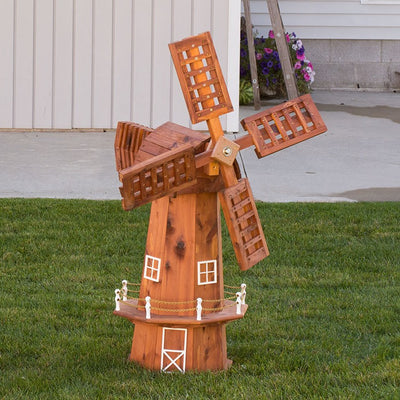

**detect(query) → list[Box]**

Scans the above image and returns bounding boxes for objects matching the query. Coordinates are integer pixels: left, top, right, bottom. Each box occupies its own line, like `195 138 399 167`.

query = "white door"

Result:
161 327 188 373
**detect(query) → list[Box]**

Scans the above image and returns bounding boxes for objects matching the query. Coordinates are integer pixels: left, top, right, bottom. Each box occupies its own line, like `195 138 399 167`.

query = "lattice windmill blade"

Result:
168 31 233 124
116 122 210 211
115 121 154 172
239 94 327 158
169 32 270 271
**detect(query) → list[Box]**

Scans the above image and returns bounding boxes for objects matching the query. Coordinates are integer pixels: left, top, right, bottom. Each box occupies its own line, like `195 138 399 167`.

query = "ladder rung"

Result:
282 108 299 137
292 103 310 133
189 77 220 91
238 223 259 238
180 52 212 66
191 91 222 104
243 234 265 250
184 64 216 77
246 245 269 264
235 209 256 225
271 113 289 141
231 196 252 213
261 117 279 145
195 103 227 119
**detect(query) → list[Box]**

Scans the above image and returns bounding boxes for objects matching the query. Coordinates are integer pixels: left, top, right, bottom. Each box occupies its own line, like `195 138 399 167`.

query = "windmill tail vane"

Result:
112 31 327 372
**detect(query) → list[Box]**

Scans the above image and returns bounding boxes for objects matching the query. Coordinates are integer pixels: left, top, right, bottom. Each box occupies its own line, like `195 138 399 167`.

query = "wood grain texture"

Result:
266 0 299 99
240 93 327 158
169 32 233 124
243 0 261 109
220 179 269 271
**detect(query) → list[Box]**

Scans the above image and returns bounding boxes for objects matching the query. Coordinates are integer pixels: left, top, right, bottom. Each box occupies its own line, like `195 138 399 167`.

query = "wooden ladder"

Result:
242 0 299 105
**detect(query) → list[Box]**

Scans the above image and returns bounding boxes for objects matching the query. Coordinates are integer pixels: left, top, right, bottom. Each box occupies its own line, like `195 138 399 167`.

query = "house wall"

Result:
0 0 241 131
247 0 400 89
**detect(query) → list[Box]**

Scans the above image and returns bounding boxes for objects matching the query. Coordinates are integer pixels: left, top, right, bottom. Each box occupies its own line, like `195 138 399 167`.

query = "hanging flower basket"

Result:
240 30 315 103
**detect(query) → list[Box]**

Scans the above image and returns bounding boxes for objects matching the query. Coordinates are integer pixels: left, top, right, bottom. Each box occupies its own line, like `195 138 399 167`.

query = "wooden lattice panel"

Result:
169 31 233 124
220 179 269 271
119 144 197 211
115 122 153 171
241 94 327 158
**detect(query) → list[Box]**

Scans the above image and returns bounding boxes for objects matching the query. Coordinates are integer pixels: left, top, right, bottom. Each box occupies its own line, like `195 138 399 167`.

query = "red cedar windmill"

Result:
113 32 327 372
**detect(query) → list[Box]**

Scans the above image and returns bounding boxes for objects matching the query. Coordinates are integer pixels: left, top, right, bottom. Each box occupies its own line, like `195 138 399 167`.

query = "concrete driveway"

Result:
0 90 399 202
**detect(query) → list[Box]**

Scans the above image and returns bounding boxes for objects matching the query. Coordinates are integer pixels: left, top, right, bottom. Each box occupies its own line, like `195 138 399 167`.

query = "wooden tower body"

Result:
113 32 327 372
126 193 242 371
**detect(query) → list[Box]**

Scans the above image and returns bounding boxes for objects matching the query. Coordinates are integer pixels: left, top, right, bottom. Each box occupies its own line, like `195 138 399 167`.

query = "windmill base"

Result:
114 299 248 372
129 322 231 372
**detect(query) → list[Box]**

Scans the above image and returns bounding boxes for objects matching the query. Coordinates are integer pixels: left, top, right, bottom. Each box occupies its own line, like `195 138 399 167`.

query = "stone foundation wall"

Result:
303 39 400 91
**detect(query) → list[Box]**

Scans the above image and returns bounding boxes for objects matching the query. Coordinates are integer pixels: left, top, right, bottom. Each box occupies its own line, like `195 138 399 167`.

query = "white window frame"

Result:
197 260 217 285
161 327 187 373
144 255 161 282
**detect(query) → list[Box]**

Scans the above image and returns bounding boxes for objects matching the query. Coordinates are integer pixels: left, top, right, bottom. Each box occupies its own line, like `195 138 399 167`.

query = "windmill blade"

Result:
119 144 197 211
170 32 269 271
117 122 210 211
240 94 327 158
115 121 153 172
220 178 269 271
169 31 233 124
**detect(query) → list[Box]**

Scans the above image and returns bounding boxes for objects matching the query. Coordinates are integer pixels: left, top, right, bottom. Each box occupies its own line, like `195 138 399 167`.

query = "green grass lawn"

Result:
1 199 399 399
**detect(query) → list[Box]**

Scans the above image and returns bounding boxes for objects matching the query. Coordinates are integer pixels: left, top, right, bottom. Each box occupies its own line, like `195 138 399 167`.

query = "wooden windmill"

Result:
113 32 327 372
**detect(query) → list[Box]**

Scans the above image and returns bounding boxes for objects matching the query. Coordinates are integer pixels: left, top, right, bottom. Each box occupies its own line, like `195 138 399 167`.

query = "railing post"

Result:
115 289 121 311
236 292 242 314
145 296 151 319
240 283 247 305
196 298 202 321
121 280 128 301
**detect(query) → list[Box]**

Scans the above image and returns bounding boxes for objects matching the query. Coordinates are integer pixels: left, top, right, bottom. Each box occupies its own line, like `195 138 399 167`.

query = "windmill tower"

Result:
113 32 327 372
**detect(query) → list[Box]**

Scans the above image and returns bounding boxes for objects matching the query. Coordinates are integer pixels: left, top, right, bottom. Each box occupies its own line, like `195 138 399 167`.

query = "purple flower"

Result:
297 47 305 56
262 67 270 75
267 60 273 68
268 30 274 39
297 53 305 61
240 48 247 58
296 48 305 61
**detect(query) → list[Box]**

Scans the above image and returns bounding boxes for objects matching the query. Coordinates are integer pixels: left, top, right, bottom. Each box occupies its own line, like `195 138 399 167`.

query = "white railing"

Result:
114 280 248 320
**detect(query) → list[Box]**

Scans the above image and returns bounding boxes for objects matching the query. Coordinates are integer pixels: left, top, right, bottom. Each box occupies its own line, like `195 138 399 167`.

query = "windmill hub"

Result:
222 146 232 157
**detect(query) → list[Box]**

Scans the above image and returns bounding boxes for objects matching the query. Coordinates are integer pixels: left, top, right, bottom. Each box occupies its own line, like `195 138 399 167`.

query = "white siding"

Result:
0 0 240 131
0 0 14 127
247 0 400 40
14 0 34 128
53 0 73 129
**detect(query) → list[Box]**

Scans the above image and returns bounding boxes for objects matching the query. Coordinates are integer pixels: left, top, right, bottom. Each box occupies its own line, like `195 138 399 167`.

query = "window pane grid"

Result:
197 260 217 285
144 255 161 282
